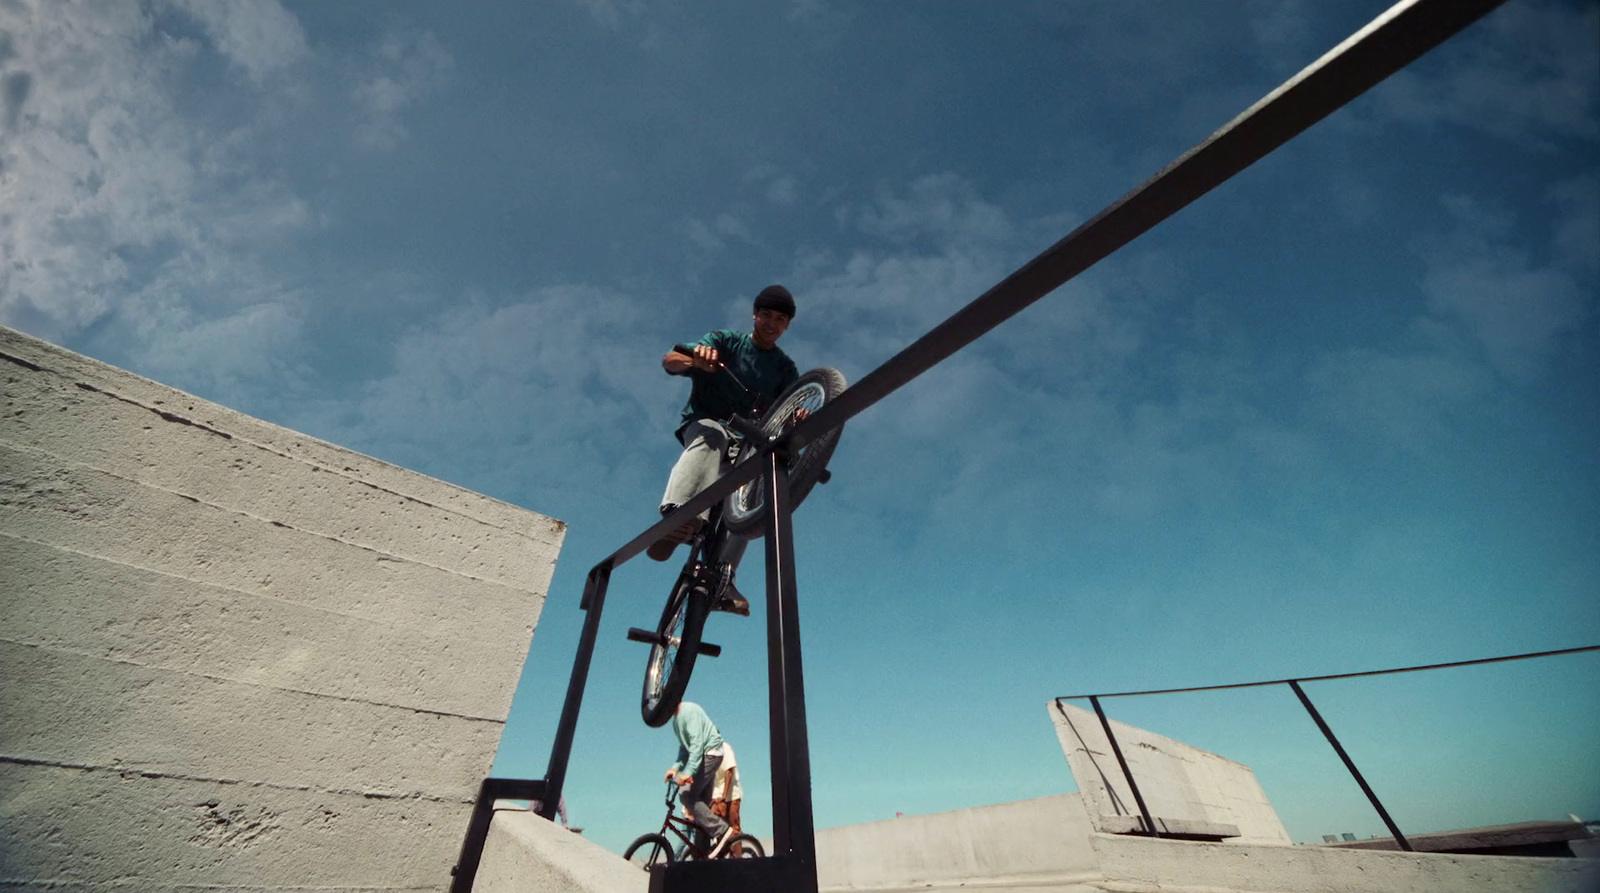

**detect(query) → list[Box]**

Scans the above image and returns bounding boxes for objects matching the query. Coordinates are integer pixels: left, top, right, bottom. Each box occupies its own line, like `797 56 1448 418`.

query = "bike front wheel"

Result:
640 572 710 728
623 832 675 869
723 367 848 537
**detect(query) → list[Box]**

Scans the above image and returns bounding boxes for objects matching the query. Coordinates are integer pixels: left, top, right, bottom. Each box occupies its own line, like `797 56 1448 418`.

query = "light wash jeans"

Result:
683 751 728 850
660 419 748 569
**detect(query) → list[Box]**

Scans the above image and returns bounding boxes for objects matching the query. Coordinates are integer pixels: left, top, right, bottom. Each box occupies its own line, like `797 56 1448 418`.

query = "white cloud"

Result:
848 173 1017 249
1547 175 1599 277
350 29 453 153
0 0 317 401
166 0 308 85
1307 341 1496 451
1419 194 1592 383
295 285 685 508
576 0 647 30
1373 0 1599 145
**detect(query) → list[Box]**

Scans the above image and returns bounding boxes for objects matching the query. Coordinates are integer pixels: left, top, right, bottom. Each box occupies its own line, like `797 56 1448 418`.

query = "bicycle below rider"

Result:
663 700 732 857
649 284 806 615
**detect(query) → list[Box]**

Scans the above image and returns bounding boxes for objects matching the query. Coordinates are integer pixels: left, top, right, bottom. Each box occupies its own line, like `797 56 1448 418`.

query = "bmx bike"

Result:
622 780 765 869
627 345 847 728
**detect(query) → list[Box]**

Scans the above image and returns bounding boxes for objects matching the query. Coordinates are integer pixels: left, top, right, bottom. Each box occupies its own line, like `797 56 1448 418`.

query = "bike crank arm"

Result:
625 627 722 658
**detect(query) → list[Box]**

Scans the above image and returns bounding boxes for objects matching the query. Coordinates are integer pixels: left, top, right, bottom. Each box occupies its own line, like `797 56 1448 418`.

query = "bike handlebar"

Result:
671 343 766 415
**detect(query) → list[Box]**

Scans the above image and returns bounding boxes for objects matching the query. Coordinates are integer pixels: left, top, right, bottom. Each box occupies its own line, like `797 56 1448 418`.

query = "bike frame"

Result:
655 783 720 861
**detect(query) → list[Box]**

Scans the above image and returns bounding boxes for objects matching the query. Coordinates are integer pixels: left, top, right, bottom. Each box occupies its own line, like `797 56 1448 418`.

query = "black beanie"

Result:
754 284 796 319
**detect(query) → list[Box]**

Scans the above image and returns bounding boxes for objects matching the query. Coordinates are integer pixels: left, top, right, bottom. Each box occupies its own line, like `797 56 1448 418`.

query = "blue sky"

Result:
3 0 1597 854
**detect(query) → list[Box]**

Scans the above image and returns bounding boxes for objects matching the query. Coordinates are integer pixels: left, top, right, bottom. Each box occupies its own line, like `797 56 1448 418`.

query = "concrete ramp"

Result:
475 809 647 892
1050 699 1291 844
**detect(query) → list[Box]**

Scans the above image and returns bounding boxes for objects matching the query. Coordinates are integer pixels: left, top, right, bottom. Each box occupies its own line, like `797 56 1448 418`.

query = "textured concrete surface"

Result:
0 326 565 892
798 793 1598 893
473 810 646 892
810 793 1102 892
1050 699 1291 845
1092 831 1600 893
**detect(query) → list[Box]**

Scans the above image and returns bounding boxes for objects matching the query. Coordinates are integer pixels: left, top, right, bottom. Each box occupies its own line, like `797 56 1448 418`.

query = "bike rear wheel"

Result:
640 571 710 728
623 832 675 869
723 367 848 537
722 832 765 859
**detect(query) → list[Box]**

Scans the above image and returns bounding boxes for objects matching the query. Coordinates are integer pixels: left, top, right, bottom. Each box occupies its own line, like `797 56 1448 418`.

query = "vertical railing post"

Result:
1088 695 1161 838
541 564 613 821
763 449 819 891
1288 680 1413 852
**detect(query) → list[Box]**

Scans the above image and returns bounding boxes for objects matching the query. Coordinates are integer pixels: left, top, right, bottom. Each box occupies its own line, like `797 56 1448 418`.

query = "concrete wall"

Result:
1050 700 1291 845
810 793 1103 891
0 326 565 892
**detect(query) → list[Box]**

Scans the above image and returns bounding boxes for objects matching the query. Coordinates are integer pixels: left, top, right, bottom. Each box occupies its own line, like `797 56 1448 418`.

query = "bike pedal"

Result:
626 627 665 646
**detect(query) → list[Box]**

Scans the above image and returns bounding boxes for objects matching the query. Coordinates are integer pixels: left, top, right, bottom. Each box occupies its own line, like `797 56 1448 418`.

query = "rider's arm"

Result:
662 350 695 375
663 338 723 375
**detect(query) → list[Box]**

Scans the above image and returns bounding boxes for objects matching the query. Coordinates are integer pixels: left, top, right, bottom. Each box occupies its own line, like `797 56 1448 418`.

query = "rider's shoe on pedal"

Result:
647 504 702 562
707 829 733 859
711 583 750 616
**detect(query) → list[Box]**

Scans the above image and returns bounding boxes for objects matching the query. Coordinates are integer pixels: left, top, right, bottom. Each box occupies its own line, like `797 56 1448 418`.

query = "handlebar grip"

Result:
672 343 697 357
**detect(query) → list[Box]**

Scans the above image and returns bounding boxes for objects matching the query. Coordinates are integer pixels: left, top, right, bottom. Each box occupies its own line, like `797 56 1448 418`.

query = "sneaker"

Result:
711 584 750 616
706 829 733 859
647 510 702 562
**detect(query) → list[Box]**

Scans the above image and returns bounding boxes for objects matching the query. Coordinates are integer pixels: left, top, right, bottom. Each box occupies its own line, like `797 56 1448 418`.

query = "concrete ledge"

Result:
1092 831 1600 893
473 810 647 892
1320 819 1595 855
1097 814 1241 840
813 794 1103 892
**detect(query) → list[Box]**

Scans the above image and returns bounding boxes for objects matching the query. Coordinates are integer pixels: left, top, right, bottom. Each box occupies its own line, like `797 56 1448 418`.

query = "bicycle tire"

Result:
623 832 675 869
722 367 848 537
722 833 765 859
640 572 710 728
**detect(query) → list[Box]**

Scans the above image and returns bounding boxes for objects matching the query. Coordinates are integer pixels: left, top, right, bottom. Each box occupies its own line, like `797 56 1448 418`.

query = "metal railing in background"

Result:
1053 645 1600 852
450 0 1515 889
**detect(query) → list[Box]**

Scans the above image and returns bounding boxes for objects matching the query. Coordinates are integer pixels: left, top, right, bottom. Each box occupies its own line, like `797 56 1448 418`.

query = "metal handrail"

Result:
1055 645 1599 852
1053 644 1600 700
451 1 1516 888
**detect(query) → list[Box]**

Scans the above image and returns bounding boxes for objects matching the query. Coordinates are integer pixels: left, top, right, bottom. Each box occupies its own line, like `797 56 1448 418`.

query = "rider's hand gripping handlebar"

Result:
672 344 767 416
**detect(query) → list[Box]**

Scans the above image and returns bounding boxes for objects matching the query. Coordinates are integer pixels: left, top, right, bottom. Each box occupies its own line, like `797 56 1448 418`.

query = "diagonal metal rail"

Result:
454 0 1514 888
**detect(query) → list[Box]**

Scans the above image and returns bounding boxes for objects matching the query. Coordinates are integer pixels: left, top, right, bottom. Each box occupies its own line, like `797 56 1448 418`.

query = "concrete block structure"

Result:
1050 699 1291 845
0 326 565 891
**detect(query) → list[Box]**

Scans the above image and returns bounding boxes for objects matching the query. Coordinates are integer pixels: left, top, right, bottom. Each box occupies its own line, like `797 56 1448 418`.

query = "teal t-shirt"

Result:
676 329 799 438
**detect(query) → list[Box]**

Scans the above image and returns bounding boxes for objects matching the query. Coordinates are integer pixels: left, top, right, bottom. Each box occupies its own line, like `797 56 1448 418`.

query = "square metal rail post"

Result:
449 567 610 891
653 449 819 893
761 448 819 886
1088 695 1160 838
542 565 614 820
448 777 548 893
1288 679 1413 851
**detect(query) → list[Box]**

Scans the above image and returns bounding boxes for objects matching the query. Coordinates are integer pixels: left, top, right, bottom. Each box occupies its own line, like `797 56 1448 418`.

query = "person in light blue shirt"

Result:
663 701 731 855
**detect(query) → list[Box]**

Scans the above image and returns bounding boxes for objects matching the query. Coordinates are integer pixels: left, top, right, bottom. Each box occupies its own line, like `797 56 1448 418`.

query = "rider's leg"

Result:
660 420 732 519
651 421 733 561
684 752 729 853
